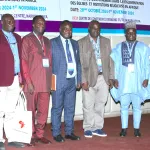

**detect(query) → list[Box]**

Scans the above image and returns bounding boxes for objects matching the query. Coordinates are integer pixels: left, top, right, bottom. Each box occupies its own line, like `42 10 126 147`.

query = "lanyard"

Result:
33 32 46 56
126 41 136 58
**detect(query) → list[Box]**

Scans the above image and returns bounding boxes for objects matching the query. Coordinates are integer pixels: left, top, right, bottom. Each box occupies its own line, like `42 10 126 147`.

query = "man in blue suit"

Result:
50 20 81 142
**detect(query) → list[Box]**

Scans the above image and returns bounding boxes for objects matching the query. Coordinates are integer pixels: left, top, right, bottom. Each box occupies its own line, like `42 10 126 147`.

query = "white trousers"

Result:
0 76 20 142
83 75 109 131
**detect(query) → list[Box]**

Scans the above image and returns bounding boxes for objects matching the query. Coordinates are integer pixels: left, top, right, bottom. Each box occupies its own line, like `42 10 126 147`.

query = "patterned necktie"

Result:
65 39 74 75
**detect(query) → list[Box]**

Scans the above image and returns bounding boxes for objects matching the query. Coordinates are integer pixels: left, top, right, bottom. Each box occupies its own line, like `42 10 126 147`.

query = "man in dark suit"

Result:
21 15 52 146
0 14 25 150
50 20 81 142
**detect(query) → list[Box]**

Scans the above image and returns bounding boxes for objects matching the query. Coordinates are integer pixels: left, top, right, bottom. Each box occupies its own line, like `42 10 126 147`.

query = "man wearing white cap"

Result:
110 21 150 137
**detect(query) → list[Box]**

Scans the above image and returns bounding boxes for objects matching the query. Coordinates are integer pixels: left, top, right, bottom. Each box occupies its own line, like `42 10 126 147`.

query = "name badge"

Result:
68 63 74 71
128 63 134 73
42 59 49 68
97 59 102 67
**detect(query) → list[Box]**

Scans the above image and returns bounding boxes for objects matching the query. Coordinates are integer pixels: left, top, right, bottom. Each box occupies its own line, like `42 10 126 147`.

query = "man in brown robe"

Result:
21 15 52 146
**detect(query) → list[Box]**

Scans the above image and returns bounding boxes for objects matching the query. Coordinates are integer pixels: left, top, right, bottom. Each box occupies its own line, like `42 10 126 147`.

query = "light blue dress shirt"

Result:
2 30 20 74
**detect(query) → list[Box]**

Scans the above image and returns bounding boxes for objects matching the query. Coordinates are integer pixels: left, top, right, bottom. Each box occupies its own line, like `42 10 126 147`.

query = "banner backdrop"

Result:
0 0 150 34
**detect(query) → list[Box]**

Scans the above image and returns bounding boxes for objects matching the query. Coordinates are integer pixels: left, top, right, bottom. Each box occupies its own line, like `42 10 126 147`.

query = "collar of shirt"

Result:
33 32 43 41
2 29 12 37
2 29 16 44
60 35 71 45
89 34 100 45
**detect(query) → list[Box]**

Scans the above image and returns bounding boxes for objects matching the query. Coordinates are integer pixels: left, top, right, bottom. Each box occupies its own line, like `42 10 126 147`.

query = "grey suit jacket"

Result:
78 35 114 87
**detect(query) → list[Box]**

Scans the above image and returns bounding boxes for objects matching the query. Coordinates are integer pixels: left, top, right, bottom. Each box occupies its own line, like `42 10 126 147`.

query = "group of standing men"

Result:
0 13 150 150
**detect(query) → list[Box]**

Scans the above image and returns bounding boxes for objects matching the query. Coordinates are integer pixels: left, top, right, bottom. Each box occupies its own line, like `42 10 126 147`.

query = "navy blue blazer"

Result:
50 36 81 89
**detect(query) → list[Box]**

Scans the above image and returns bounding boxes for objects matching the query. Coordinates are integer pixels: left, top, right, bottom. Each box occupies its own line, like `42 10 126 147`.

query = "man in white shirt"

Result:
50 20 81 142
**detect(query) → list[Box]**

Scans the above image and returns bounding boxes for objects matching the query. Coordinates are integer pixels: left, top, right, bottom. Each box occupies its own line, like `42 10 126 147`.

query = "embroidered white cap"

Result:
125 21 136 29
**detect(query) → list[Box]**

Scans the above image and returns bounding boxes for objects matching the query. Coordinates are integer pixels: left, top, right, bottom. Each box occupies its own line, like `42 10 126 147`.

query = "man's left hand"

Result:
108 79 114 89
142 79 148 88
76 83 81 91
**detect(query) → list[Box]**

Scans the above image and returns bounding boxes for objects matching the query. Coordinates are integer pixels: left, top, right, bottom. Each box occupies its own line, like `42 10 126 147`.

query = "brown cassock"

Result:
21 33 52 138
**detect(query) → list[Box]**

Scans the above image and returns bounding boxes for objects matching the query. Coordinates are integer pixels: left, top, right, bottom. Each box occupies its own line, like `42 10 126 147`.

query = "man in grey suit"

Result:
78 20 114 138
50 20 81 142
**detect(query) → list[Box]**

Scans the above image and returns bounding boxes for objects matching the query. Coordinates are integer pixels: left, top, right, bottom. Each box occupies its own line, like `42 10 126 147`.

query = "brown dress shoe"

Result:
37 137 51 144
27 138 36 147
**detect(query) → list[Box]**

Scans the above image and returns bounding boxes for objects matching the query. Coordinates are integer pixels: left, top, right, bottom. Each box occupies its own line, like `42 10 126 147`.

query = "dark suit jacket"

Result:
0 30 21 86
50 36 81 89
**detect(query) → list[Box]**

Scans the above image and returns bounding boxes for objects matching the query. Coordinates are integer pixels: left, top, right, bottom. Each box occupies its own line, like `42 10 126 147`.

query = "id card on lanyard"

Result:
97 59 102 67
97 58 102 72
68 63 74 72
42 58 49 67
41 41 49 68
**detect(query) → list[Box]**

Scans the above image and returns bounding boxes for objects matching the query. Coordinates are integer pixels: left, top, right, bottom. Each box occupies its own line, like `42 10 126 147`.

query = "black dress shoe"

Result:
8 142 25 148
120 129 127 137
54 135 65 143
65 133 80 140
134 129 141 137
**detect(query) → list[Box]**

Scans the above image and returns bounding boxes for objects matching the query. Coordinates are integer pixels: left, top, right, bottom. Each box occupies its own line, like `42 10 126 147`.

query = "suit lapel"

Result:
13 33 20 52
86 35 97 63
99 36 105 72
100 36 104 59
0 30 10 45
57 36 66 59
0 31 13 56
86 35 93 53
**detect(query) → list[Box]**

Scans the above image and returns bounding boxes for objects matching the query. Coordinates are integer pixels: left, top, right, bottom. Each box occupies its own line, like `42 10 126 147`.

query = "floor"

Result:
4 114 150 150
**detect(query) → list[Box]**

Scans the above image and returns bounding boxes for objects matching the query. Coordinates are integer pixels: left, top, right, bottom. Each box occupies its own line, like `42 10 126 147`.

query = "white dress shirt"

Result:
60 35 77 78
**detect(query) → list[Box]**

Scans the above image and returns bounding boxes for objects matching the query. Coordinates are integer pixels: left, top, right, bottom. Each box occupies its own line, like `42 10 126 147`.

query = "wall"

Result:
19 32 150 123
